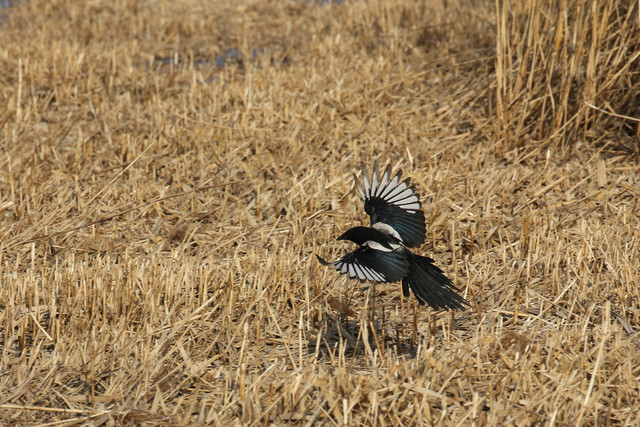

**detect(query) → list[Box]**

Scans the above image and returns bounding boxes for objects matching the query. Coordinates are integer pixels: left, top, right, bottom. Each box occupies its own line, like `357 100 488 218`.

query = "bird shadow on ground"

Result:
308 301 463 360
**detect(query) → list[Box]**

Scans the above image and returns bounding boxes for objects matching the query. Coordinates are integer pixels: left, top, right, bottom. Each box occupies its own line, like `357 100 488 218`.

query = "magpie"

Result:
317 161 468 310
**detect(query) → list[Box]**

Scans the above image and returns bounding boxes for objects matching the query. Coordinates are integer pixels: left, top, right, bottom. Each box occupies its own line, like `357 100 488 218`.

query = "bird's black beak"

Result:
337 232 348 241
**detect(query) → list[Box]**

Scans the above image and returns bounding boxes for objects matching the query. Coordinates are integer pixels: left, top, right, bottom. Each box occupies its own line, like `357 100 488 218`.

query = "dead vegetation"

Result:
1 0 639 425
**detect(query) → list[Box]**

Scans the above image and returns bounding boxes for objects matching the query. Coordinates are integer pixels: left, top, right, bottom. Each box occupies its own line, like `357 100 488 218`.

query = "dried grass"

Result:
1 0 639 425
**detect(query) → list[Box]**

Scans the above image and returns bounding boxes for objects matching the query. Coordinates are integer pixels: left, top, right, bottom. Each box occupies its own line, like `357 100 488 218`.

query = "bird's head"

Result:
337 227 370 245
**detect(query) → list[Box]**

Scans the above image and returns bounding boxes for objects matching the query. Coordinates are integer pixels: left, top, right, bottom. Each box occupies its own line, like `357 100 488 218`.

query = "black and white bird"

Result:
317 162 468 310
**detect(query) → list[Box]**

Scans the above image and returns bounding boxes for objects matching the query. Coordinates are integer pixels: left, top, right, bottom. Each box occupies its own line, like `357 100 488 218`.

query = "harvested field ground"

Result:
1 0 640 425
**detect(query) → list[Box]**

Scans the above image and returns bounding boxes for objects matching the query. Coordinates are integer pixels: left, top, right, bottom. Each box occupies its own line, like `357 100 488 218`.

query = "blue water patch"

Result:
216 48 242 67
0 0 27 9
150 45 290 85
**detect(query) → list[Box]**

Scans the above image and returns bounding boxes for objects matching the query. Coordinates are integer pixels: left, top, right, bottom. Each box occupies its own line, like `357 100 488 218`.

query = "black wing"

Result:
354 161 426 248
316 246 409 283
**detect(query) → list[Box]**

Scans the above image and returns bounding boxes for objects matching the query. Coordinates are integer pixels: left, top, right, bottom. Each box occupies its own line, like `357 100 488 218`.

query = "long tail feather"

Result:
402 254 468 310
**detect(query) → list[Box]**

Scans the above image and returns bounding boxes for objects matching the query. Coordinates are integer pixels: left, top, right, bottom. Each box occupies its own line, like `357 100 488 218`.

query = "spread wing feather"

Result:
354 161 427 247
316 246 409 284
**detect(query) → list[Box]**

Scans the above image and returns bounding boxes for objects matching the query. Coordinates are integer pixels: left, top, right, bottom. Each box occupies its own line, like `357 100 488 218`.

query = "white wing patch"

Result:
362 240 396 252
370 165 379 196
372 222 402 242
348 264 356 278
340 263 348 274
377 172 389 197
385 182 409 201
358 261 385 281
379 175 399 199
333 260 386 282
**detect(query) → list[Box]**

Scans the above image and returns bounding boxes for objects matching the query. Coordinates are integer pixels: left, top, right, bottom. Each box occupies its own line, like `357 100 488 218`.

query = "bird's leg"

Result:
360 285 374 358
396 303 402 348
368 281 387 354
370 281 376 327
411 304 418 349
380 304 386 354
429 311 439 347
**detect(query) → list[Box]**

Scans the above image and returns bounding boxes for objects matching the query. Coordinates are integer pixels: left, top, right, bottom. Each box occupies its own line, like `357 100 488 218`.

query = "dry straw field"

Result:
1 0 639 425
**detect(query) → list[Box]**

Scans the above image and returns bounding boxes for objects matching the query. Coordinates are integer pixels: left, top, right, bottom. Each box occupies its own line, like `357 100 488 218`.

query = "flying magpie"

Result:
317 162 468 310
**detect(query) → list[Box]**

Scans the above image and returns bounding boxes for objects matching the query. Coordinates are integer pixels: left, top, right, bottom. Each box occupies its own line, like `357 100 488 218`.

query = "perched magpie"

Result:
317 162 468 310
